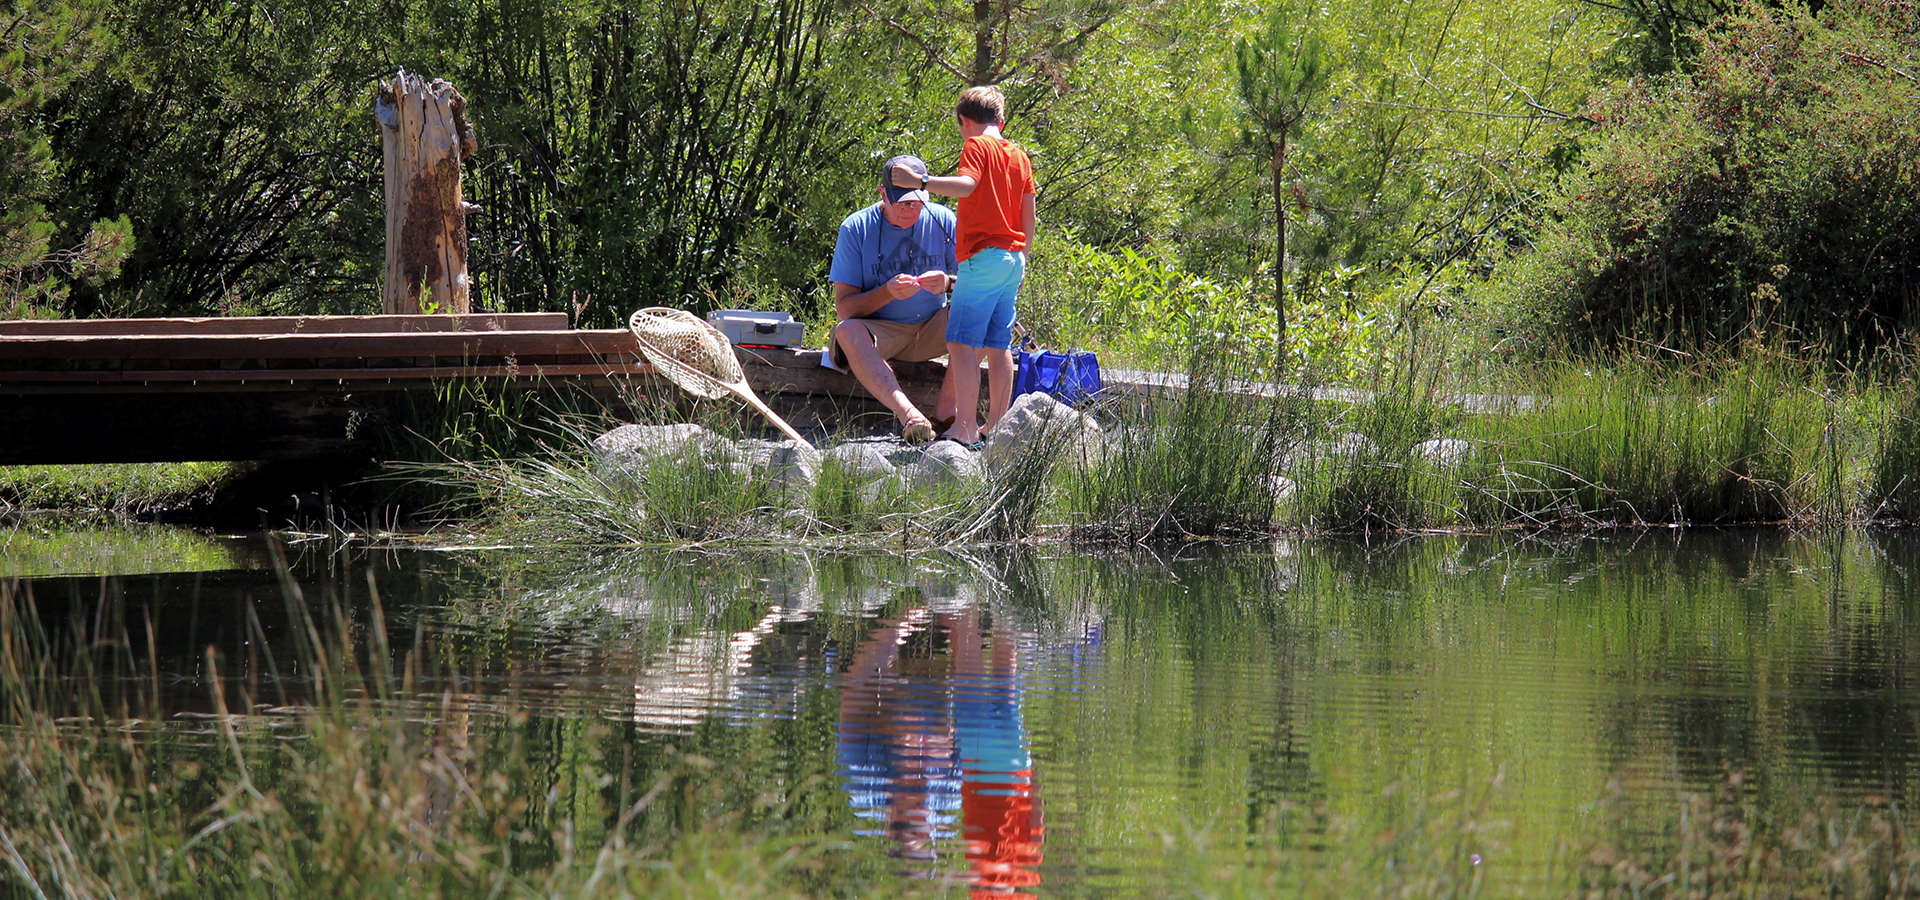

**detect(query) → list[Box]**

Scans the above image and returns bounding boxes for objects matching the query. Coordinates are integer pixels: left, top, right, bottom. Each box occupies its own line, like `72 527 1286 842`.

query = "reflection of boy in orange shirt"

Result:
891 85 1037 447
949 608 1044 898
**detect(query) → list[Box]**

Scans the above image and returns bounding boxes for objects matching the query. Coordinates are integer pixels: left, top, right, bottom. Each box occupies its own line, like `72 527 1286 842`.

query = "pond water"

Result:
6 526 1919 896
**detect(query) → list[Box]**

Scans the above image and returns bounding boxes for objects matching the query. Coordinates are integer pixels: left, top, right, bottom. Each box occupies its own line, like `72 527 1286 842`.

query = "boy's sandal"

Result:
937 434 987 453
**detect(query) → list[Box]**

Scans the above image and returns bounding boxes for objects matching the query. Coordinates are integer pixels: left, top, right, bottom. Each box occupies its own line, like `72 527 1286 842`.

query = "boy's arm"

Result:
891 165 976 199
1021 192 1037 246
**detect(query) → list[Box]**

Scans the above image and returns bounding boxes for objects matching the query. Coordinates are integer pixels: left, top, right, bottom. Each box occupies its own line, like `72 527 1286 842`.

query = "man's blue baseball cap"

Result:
882 154 931 204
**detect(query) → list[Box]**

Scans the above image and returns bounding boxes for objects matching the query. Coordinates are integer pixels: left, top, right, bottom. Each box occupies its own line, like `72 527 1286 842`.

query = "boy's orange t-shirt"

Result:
955 134 1036 261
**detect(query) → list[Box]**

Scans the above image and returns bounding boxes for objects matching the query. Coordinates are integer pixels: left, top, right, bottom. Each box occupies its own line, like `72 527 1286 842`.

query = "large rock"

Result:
982 393 1106 468
824 441 898 477
909 439 980 488
1414 438 1471 468
1267 474 1297 504
736 438 824 496
594 424 731 482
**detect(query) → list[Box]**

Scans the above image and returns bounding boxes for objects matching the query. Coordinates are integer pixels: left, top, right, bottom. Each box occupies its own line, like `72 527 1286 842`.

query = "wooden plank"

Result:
0 329 635 362
0 363 657 385
735 347 986 417
0 313 568 336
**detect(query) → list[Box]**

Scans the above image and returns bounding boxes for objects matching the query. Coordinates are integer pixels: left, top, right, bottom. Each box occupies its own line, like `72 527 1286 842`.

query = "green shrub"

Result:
1022 233 1394 378
1496 0 1920 360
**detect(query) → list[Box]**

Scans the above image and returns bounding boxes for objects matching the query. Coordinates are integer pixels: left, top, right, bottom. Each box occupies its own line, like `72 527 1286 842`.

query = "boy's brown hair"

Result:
955 85 1006 126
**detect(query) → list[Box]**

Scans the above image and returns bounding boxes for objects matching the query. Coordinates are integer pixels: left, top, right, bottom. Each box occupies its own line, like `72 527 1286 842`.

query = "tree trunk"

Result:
1272 134 1289 365
376 71 478 315
971 0 995 84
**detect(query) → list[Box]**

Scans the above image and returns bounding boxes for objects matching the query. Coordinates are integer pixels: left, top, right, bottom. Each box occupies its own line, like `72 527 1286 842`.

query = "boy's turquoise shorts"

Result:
947 248 1025 350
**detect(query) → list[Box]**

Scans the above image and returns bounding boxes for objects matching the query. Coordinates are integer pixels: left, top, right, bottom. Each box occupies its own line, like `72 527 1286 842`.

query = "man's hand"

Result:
885 273 921 300
914 270 950 294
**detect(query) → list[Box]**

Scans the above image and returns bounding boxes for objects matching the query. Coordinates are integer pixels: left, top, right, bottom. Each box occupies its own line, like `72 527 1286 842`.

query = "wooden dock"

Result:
0 314 959 465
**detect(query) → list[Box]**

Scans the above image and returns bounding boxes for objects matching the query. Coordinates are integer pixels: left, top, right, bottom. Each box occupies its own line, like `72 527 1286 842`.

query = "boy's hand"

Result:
890 165 921 190
914 270 950 294
885 273 922 299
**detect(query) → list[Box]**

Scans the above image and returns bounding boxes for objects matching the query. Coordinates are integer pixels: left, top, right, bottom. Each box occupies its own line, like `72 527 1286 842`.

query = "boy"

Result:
891 85 1036 448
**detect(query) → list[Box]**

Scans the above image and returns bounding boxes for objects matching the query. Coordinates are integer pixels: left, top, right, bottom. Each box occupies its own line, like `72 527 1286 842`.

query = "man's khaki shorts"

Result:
826 307 951 371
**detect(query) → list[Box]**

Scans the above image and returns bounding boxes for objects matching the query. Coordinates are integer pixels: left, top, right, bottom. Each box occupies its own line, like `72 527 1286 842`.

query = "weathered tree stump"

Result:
375 70 478 315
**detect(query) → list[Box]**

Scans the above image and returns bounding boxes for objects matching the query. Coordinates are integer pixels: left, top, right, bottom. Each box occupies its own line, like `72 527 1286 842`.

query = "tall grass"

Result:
1061 342 1306 542
1872 374 1920 522
1289 342 1465 531
390 333 1920 544
1465 355 1863 526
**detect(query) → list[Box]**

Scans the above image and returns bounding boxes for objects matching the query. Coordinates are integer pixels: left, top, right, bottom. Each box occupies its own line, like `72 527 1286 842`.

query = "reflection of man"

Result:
837 609 957 865
835 606 1044 897
825 155 960 444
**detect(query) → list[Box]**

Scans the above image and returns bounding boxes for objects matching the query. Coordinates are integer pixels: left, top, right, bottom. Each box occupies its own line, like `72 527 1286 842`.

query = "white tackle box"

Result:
705 309 805 349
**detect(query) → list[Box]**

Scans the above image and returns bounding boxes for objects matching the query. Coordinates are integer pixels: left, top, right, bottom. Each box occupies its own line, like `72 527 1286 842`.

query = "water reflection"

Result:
838 606 1044 896
6 530 1920 894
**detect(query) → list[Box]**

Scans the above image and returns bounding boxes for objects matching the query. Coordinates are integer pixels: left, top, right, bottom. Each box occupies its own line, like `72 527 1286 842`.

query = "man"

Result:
826 154 959 444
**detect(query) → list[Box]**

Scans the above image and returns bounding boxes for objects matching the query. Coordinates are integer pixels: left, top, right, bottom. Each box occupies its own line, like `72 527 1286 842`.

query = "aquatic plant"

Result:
1061 341 1305 542
0 461 233 517
1463 354 1867 526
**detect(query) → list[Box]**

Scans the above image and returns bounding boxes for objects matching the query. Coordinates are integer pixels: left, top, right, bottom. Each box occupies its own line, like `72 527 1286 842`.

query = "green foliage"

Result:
0 461 232 515
1234 0 1332 348
1182 0 1611 334
1021 234 1391 377
1497 0 1920 360
0 0 1630 335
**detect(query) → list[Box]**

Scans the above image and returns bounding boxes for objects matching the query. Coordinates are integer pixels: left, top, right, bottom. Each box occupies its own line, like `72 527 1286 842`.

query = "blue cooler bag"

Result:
1013 347 1104 408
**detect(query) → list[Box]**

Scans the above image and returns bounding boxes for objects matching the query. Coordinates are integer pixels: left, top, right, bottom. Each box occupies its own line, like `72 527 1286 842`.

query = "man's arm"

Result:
835 275 944 320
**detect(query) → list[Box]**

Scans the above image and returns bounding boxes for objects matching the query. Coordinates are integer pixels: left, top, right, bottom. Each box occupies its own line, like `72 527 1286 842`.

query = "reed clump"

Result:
1054 341 1309 543
395 331 1920 544
1463 354 1863 526
1871 373 1920 522
1287 351 1466 532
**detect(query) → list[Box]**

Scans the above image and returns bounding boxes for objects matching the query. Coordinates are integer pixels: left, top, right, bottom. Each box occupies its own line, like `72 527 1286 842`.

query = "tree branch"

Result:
1352 97 1596 124
1842 50 1920 84
852 0 971 84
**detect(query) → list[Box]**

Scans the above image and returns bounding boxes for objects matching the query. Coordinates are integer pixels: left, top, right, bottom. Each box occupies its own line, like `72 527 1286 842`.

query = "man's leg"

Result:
835 319 931 433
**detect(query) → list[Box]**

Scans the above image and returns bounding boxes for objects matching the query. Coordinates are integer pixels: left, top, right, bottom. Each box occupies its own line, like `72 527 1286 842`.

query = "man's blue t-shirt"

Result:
829 202 958 324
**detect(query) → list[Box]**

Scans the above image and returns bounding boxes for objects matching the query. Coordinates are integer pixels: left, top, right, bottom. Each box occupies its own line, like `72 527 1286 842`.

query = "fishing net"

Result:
627 307 743 400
